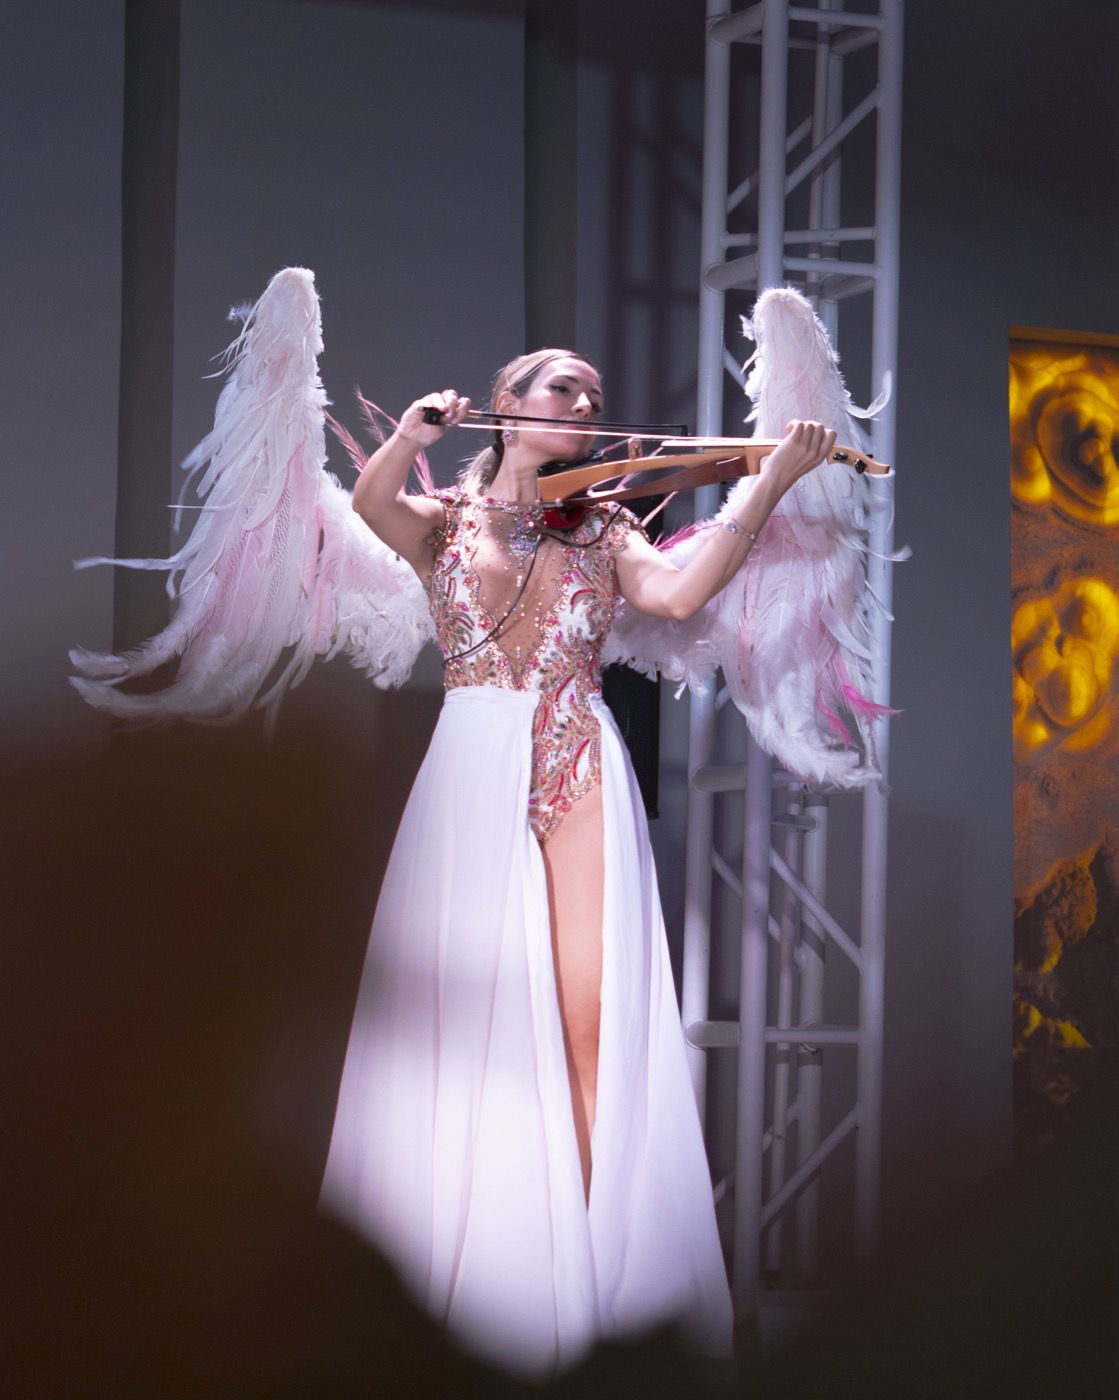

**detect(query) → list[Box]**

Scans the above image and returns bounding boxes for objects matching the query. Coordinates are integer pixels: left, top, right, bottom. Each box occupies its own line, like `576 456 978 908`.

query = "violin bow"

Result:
420 406 688 439
420 408 890 500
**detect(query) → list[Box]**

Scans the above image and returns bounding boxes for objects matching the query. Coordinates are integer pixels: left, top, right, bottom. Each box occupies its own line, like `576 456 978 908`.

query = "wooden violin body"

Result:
537 438 890 504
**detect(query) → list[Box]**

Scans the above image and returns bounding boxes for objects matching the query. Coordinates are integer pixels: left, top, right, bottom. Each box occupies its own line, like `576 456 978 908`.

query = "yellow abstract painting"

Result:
1011 328 1119 1154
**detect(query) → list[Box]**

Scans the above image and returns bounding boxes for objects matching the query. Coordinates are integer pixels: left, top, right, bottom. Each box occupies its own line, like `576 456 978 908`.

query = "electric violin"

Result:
420 406 890 504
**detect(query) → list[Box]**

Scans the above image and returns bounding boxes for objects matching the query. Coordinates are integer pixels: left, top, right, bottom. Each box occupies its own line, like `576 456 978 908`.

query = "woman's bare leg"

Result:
541 785 605 1203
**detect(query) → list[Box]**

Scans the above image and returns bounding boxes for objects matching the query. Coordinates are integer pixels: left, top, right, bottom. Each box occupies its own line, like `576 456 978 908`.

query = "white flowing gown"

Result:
320 490 733 1375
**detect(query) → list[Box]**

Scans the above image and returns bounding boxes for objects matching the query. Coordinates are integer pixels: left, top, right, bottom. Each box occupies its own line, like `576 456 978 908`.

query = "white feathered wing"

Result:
605 285 896 786
70 267 432 726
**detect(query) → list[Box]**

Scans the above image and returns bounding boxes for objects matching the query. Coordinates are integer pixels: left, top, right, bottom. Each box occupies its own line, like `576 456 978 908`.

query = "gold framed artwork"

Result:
1010 326 1119 1154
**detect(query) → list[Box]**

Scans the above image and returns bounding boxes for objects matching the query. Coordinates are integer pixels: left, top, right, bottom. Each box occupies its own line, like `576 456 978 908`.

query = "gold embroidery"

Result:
424 489 638 841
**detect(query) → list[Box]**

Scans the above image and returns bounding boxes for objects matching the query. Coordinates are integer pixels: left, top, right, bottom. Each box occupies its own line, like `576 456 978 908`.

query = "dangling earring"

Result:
501 419 519 446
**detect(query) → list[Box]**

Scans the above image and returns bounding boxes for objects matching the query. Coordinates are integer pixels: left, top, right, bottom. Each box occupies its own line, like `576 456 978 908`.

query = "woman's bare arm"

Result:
614 420 836 620
351 390 471 577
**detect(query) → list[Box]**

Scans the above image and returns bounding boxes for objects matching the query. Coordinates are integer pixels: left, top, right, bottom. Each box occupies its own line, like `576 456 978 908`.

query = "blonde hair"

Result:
459 348 599 495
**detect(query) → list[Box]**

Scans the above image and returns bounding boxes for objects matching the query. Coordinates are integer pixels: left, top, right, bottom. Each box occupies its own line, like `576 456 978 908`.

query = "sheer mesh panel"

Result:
427 491 638 839
463 509 573 682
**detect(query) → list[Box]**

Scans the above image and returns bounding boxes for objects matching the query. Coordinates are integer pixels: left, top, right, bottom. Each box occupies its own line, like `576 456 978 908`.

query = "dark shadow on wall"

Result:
881 799 978 1224
600 58 707 432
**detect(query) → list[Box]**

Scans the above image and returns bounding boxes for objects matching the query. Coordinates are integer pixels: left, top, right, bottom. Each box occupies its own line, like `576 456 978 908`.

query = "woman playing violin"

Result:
322 346 833 1375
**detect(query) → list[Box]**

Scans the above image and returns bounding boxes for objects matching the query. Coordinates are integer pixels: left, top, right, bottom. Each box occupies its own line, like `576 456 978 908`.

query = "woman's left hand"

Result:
757 419 837 496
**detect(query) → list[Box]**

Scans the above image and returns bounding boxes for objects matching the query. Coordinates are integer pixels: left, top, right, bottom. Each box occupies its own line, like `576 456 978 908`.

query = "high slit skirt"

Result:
320 685 732 1375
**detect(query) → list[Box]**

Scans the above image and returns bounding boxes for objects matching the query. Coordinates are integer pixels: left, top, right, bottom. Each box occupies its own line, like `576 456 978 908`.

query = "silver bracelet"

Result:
723 518 758 546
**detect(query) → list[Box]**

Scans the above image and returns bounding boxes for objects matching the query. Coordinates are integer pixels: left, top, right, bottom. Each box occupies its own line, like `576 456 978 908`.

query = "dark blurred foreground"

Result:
1 713 1115 1399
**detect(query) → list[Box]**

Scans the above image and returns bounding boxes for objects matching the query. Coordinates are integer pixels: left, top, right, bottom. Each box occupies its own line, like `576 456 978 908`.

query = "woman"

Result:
319 346 834 1374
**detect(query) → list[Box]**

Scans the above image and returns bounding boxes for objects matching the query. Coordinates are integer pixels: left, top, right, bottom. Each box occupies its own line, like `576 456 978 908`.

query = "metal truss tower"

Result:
683 0 904 1332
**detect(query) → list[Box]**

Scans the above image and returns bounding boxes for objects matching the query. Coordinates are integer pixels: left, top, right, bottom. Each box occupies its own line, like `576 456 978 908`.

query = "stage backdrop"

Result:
1010 327 1119 1154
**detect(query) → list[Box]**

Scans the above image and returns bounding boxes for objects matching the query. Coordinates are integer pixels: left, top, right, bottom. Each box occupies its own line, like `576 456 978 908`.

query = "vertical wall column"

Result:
525 0 579 349
114 0 180 649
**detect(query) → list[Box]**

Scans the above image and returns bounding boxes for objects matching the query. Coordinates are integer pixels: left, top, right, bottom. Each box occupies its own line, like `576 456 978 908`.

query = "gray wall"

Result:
0 0 124 760
4 0 1117 1392
885 0 1119 1228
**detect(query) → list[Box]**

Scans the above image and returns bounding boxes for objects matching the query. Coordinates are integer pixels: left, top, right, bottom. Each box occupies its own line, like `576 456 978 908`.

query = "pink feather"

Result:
71 268 432 727
335 394 434 496
606 285 898 786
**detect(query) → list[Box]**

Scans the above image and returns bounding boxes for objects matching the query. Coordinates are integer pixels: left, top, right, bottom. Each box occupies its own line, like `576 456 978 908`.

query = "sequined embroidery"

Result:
505 509 540 566
424 487 639 842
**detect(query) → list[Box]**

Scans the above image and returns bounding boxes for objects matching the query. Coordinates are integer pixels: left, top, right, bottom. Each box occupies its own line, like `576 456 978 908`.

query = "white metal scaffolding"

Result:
683 0 903 1328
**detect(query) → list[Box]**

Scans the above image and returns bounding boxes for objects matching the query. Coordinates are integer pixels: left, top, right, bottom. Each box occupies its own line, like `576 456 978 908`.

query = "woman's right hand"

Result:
396 390 472 449
354 390 467 577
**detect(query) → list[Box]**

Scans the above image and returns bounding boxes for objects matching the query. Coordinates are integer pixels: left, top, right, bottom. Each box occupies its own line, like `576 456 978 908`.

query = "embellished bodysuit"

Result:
425 488 638 841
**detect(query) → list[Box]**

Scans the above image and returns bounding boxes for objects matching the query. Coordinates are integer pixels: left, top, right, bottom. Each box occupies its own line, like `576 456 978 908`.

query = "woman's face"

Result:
505 356 604 463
